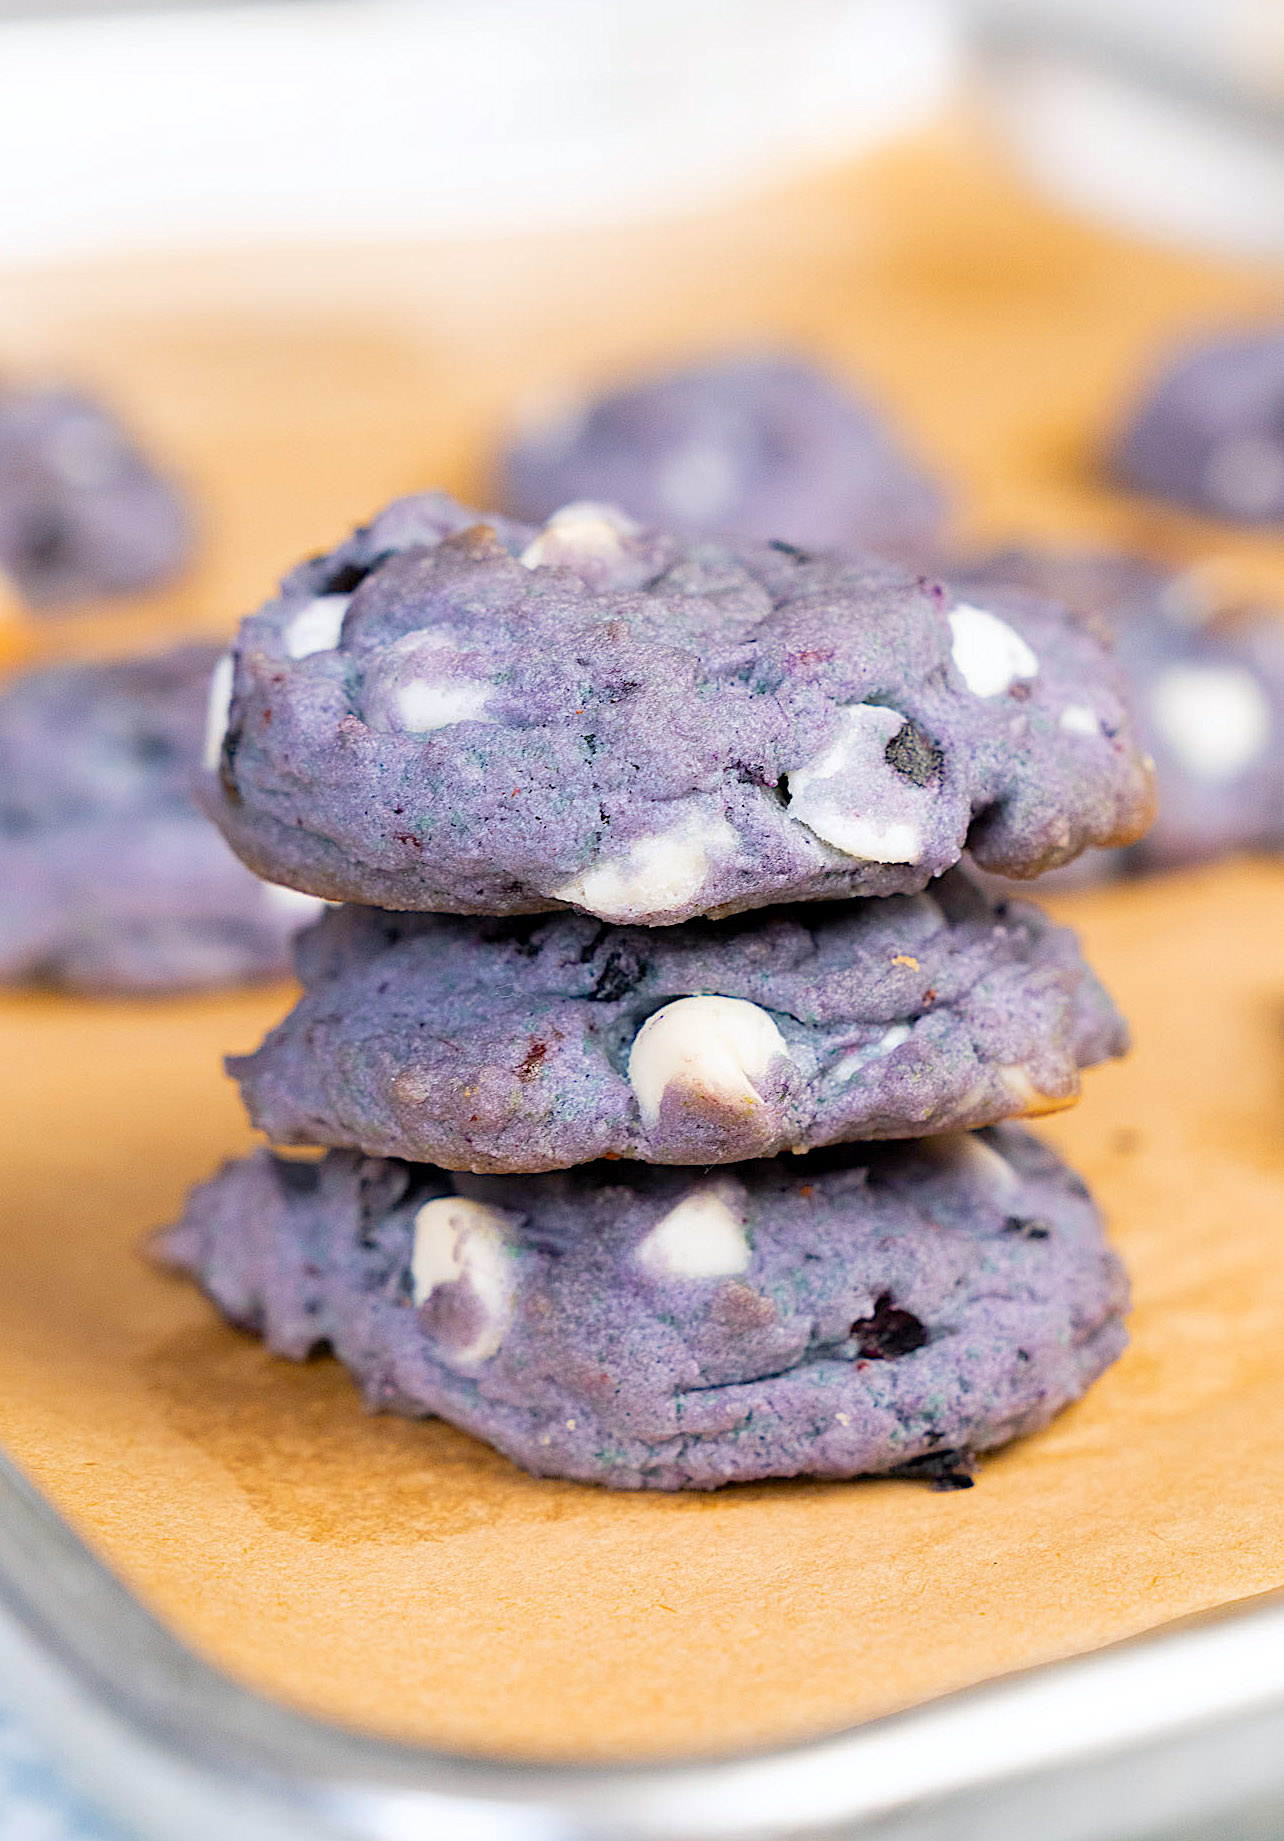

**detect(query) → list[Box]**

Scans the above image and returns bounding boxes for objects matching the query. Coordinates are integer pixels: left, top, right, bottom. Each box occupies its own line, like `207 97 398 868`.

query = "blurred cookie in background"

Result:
1111 329 1284 524
0 385 193 611
495 352 946 561
0 645 318 993
954 548 1284 882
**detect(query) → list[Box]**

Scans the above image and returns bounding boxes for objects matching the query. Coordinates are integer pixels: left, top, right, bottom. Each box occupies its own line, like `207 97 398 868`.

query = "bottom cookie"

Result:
156 1129 1129 1492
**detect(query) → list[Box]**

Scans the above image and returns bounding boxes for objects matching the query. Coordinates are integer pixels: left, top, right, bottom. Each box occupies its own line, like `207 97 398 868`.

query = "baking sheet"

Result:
1 121 1283 1765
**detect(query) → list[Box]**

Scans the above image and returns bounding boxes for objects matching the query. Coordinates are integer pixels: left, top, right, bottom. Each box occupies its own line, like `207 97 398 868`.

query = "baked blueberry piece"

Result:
1112 329 1284 523
157 1126 1128 1491
201 493 1154 924
232 871 1125 1172
0 646 320 992
496 352 946 559
0 386 192 608
955 549 1284 877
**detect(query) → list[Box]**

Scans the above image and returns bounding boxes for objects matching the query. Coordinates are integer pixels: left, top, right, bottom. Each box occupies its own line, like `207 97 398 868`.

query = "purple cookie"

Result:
202 493 1154 925
1112 330 1284 523
156 1127 1129 1491
0 386 192 608
233 872 1125 1173
955 549 1284 878
495 353 946 560
0 646 321 992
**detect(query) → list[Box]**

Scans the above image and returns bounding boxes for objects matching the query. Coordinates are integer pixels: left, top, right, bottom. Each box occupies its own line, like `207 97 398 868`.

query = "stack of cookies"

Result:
159 494 1153 1490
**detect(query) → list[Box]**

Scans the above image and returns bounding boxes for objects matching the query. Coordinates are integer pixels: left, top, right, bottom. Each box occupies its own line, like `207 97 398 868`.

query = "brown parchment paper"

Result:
1 122 1284 1764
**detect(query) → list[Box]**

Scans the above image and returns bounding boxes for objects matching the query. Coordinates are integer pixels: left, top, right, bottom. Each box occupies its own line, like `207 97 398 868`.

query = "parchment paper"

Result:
1 122 1282 1763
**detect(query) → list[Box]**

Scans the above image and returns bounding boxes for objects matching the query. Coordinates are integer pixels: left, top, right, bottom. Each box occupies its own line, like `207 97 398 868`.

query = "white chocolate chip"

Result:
1150 662 1272 782
628 995 791 1128
923 1132 1019 1198
262 883 326 922
410 1196 516 1364
1203 434 1284 519
998 1065 1074 1117
520 501 639 572
284 594 350 660
358 629 495 734
656 441 739 521
554 817 738 923
394 677 492 733
830 1022 912 1085
948 604 1039 698
1059 703 1101 737
786 704 928 864
635 1182 751 1279
202 652 235 772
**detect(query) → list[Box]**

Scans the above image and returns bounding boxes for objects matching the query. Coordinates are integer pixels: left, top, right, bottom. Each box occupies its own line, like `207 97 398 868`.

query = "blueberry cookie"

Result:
496 353 946 559
955 549 1284 876
0 647 320 992
202 494 1154 925
1112 329 1284 523
234 872 1125 1172
157 1126 1129 1490
0 386 192 608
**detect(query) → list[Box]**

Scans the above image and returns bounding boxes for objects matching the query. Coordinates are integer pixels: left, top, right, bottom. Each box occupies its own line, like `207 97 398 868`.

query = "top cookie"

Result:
203 494 1155 926
1111 328 1284 524
496 352 946 559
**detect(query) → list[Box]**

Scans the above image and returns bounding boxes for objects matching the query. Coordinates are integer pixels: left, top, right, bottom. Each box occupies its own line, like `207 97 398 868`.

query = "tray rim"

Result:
2 1446 1283 1841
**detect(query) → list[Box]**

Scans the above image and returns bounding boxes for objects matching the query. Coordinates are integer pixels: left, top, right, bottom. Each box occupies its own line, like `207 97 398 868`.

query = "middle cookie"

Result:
232 871 1125 1173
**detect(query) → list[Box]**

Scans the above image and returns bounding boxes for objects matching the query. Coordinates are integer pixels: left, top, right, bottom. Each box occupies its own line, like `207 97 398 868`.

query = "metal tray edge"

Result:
1 1447 1282 1841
